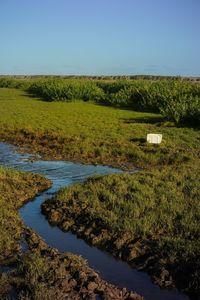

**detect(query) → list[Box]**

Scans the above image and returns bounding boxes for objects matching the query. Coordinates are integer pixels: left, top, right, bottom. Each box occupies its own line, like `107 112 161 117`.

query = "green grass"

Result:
1 76 199 125
47 164 199 242
0 166 51 262
0 88 199 169
42 163 200 294
0 87 199 296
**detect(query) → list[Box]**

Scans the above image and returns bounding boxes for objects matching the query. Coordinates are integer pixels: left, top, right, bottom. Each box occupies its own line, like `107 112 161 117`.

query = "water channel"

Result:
0 142 189 300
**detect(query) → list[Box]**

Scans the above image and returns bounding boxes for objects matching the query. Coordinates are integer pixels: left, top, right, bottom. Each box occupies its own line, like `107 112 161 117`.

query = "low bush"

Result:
0 76 199 125
27 79 105 102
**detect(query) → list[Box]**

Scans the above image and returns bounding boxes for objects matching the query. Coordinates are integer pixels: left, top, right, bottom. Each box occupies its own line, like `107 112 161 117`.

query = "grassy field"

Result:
0 88 199 169
1 77 199 125
0 87 199 297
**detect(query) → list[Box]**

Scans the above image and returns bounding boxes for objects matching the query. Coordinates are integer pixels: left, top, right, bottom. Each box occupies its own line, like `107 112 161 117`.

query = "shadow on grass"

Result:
23 92 52 102
25 92 82 103
22 92 200 130
121 115 164 125
179 119 200 130
129 137 147 145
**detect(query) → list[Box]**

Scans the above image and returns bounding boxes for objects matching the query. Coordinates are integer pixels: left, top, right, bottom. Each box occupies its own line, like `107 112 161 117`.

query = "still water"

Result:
0 142 189 300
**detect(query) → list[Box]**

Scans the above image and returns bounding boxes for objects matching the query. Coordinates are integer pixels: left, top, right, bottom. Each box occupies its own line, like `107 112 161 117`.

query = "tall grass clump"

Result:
0 77 32 90
27 79 105 102
97 79 200 125
146 79 200 125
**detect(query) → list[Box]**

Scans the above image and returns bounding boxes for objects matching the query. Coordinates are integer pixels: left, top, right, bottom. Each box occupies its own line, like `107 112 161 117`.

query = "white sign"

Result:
147 134 162 144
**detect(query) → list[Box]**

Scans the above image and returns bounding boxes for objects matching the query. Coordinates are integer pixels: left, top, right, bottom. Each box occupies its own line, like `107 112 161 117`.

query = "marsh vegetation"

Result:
0 166 142 300
0 77 199 298
42 163 200 295
0 76 200 125
0 167 51 262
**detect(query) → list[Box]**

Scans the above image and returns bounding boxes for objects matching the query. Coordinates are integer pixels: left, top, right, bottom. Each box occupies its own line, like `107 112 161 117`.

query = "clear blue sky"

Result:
0 0 199 76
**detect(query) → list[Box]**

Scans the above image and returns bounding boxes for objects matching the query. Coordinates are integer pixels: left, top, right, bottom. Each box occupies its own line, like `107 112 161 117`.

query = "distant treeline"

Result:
0 77 199 125
0 74 200 81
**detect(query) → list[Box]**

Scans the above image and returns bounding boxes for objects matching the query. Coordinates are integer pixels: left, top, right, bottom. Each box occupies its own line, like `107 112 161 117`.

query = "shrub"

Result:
27 79 105 102
1 76 200 126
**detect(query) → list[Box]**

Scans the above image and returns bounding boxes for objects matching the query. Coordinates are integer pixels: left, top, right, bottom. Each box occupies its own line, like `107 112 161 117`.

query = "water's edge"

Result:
0 142 189 300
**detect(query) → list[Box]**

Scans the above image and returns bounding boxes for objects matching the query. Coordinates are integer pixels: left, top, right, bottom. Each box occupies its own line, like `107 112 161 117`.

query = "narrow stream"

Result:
0 142 189 300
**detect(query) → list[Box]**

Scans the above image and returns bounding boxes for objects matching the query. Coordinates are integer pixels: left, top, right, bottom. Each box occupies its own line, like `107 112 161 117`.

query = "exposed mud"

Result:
7 230 142 300
42 199 199 299
0 169 52 263
1 230 143 300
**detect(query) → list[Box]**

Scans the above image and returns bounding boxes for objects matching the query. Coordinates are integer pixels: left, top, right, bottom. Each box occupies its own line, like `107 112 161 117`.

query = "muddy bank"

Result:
2 230 142 300
41 201 173 287
0 167 52 262
41 171 200 299
0 160 142 299
42 203 199 299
